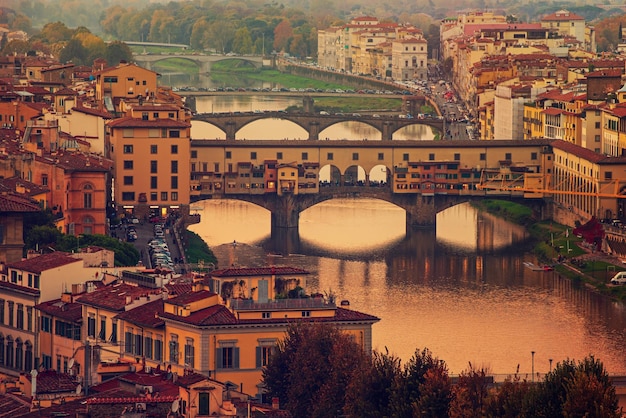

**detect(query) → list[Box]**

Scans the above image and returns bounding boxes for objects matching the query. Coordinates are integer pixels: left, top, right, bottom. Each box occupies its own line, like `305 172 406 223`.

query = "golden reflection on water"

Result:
188 199 626 376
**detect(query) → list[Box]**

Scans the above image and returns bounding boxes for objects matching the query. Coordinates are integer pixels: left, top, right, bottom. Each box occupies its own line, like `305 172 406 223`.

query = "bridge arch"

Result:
319 120 382 140
236 118 308 140
191 120 227 139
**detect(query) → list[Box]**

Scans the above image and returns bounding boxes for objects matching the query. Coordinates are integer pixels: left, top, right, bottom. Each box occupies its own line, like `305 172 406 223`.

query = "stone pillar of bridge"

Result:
405 195 437 227
269 195 301 229
225 121 237 140
308 122 320 140
201 61 211 74
381 122 394 141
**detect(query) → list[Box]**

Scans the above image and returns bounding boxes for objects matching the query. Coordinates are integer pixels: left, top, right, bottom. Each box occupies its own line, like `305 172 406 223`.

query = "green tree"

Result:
262 322 368 418
60 38 88 65
105 41 132 66
1 39 31 55
232 27 253 54
208 20 235 54
25 226 62 251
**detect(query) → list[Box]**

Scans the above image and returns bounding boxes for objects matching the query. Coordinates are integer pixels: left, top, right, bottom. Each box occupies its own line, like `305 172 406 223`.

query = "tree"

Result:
526 356 620 417
390 347 448 418
262 322 368 418
232 27 253 54
105 41 132 66
59 38 88 65
485 372 532 418
449 363 491 418
414 364 452 417
344 348 402 418
273 20 293 52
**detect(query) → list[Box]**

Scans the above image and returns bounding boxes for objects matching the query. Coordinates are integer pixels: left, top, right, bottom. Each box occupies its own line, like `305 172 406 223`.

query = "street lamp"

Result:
549 358 553 372
531 351 535 382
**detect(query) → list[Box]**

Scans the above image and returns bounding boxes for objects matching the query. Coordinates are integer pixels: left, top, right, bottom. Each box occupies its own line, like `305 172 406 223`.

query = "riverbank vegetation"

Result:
263 322 620 418
183 230 218 268
473 200 626 301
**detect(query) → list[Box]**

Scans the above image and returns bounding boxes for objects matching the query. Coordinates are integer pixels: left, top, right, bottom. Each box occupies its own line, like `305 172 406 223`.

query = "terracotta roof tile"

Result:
160 304 237 326
28 370 79 394
114 298 164 328
76 283 162 312
6 252 81 274
35 298 83 323
107 116 190 129
167 289 216 306
0 193 41 213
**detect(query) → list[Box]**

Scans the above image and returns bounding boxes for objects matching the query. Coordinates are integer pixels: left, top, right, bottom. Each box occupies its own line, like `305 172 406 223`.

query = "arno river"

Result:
187 95 626 377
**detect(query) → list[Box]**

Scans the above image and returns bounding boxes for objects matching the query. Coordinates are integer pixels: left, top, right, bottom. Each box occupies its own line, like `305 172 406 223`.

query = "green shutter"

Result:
234 347 240 369
256 347 262 368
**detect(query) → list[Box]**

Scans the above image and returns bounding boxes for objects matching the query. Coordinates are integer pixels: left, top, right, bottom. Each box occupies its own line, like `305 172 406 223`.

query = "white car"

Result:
610 271 626 285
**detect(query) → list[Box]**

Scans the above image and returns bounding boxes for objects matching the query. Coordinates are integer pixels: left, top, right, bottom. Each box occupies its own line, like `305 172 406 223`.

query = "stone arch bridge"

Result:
133 54 264 74
192 112 445 140
193 186 545 230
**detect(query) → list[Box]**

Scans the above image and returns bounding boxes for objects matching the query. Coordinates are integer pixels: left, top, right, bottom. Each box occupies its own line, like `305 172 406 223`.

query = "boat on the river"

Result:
524 261 553 271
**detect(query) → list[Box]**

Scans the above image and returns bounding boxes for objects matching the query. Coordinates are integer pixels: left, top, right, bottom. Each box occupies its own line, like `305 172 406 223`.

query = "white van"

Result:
610 271 626 285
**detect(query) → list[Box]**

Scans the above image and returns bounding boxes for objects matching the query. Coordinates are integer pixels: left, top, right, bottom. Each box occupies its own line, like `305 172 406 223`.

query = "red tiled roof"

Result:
72 105 114 119
46 151 113 172
210 266 310 278
0 393 30 416
586 69 623 78
0 192 41 213
35 298 83 323
86 395 178 404
160 304 237 326
167 289 216 306
107 117 190 129
165 282 193 297
551 139 626 164
0 176 49 196
6 252 81 274
160 302 379 327
76 283 162 312
541 10 584 21
542 108 565 115
30 370 79 394
0 280 40 296
114 298 164 328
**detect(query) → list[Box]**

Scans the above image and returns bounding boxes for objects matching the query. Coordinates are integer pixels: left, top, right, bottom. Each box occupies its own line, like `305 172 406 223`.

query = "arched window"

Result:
6 336 14 368
24 341 32 372
15 338 22 371
83 183 94 209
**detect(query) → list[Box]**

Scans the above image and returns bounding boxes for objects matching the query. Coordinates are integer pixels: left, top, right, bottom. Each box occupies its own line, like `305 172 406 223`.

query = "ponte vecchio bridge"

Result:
192 112 445 140
189 138 553 229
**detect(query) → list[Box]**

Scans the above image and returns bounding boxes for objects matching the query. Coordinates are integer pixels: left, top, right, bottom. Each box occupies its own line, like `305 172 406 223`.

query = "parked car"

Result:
610 271 626 285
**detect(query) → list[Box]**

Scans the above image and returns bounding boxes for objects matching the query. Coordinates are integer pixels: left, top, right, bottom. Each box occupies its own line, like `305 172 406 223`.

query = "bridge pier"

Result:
308 122 320 140
382 122 394 141
401 195 437 228
225 122 237 140
269 194 301 229
201 61 211 74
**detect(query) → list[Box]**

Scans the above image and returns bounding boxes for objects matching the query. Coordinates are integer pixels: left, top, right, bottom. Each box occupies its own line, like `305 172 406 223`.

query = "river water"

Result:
188 199 626 377
185 95 626 377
